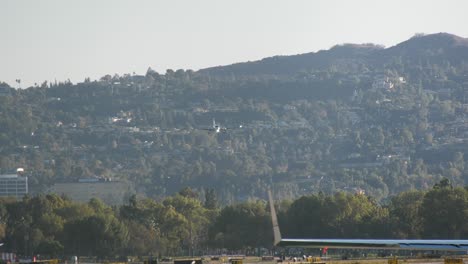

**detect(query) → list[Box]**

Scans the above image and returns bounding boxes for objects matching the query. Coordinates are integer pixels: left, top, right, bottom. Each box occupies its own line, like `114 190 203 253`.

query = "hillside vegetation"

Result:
1 33 468 203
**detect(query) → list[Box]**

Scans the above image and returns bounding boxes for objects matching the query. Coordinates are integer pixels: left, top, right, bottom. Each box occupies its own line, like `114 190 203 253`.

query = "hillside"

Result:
200 33 468 77
1 32 468 203
200 43 383 76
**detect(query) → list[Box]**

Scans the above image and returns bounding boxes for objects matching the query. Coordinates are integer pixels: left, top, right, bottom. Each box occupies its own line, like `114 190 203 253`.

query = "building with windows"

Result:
0 174 28 199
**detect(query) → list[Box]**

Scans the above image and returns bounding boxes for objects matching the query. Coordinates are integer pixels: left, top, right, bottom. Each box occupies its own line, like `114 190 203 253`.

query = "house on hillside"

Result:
372 76 394 90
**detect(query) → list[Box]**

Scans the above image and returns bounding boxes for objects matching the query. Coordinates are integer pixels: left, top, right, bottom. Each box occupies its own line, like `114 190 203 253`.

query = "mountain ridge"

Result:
199 32 468 76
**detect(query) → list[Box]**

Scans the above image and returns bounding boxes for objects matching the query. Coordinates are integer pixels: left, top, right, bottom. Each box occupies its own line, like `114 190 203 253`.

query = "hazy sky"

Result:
1 0 468 87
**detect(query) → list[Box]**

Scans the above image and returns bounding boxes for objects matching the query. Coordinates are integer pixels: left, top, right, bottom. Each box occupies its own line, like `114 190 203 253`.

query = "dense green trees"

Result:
282 192 389 239
388 190 424 238
208 201 271 250
1 182 468 256
420 182 468 238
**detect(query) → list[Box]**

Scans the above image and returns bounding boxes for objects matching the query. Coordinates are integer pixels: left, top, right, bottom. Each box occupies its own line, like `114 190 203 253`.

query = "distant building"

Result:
354 188 366 195
283 104 297 111
0 171 29 199
372 77 394 90
339 162 383 168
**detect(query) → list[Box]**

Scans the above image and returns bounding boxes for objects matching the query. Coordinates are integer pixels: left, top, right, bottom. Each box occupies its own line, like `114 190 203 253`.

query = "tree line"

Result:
1 180 467 258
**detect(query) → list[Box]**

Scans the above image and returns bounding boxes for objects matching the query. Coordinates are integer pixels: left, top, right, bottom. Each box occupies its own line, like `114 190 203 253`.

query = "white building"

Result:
372 77 394 90
0 173 28 199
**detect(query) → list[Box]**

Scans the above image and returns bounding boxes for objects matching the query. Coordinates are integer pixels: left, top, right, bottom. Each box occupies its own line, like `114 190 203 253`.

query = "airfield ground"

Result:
154 256 468 264
74 255 468 264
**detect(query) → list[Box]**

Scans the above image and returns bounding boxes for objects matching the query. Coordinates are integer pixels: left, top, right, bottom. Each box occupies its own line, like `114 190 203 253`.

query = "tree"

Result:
35 239 64 257
179 187 199 199
123 221 159 256
284 192 390 239
62 214 128 257
419 181 468 238
208 201 271 250
164 194 209 256
4 199 34 254
204 188 218 210
389 190 425 238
